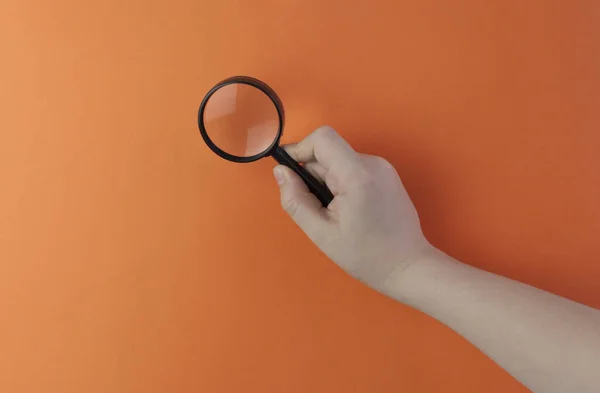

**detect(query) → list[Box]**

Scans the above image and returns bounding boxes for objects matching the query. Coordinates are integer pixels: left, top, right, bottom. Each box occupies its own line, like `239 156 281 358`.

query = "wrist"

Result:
379 242 449 305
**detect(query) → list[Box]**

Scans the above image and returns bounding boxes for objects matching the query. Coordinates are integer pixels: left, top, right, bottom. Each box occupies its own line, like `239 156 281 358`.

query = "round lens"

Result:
202 83 280 158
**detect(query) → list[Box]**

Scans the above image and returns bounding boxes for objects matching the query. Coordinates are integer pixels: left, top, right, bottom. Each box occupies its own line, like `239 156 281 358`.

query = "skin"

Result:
273 126 600 393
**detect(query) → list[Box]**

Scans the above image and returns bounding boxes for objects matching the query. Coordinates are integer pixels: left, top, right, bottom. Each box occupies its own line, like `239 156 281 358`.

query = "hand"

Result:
275 127 600 393
273 126 432 290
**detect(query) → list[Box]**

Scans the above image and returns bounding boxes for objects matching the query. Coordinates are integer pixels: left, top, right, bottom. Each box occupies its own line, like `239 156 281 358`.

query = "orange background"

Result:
1 1 599 392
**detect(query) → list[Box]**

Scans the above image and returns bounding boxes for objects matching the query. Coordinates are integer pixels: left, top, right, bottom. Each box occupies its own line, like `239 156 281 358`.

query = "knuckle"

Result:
284 143 298 159
314 126 335 140
373 156 391 167
364 154 390 168
362 155 397 177
287 142 299 154
353 169 375 189
281 196 300 217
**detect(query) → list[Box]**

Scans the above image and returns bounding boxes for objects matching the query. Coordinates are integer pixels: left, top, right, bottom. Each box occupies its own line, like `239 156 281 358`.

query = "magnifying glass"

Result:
197 76 334 206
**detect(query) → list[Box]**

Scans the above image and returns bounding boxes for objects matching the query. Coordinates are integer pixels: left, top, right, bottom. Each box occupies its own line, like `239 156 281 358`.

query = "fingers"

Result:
304 162 327 182
303 162 342 196
284 126 360 180
273 165 332 238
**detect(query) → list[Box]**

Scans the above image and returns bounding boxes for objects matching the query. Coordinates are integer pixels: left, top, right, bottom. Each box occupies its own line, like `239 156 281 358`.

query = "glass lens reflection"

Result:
203 83 280 157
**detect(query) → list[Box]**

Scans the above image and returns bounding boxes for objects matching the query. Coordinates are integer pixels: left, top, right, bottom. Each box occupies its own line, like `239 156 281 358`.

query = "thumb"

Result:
273 165 329 236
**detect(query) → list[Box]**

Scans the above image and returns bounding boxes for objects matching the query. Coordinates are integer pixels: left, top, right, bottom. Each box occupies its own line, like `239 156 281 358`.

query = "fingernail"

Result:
274 167 285 185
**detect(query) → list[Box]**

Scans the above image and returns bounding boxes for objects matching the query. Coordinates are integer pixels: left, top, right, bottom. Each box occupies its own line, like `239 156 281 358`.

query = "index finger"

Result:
284 126 361 175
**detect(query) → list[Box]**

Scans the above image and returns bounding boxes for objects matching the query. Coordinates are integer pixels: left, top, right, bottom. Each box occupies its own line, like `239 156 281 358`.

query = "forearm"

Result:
384 247 600 393
274 127 600 391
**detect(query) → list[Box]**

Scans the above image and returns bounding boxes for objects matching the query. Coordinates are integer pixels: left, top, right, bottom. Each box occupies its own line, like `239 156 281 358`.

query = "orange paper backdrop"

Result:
1 1 599 392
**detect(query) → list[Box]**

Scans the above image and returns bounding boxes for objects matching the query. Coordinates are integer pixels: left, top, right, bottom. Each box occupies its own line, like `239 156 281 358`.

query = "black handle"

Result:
271 146 334 207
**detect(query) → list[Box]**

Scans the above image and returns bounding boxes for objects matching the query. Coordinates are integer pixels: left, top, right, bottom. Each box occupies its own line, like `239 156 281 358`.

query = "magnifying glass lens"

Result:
202 83 280 158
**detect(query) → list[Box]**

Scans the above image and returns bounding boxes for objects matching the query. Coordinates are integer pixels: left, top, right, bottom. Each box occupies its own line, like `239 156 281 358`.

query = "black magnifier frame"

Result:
198 76 334 207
